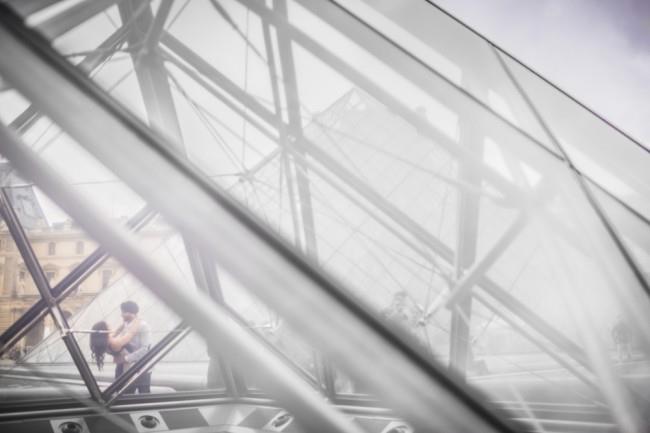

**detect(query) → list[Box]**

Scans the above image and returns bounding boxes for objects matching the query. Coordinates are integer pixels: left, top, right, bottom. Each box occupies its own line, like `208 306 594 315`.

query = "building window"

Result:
76 241 84 255
47 242 56 255
101 269 113 289
18 270 26 281
0 239 5 250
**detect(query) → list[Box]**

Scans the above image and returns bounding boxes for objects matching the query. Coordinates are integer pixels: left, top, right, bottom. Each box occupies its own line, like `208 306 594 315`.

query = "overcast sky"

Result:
433 0 650 148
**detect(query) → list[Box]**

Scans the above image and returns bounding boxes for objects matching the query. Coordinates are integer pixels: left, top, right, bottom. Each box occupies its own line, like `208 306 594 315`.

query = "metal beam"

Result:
8 105 40 134
103 323 190 403
143 0 172 49
270 0 332 398
119 0 183 146
186 247 240 397
259 12 303 250
473 291 599 393
480 277 587 366
162 48 278 142
430 214 589 368
6 0 60 16
449 107 484 378
161 33 277 126
0 15 516 431
0 189 103 403
9 22 130 134
444 214 527 311
37 0 124 40
108 0 217 404
274 0 319 259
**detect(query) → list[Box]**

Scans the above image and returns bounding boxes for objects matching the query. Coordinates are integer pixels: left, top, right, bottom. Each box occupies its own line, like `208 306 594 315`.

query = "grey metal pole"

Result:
103 324 191 404
448 106 484 378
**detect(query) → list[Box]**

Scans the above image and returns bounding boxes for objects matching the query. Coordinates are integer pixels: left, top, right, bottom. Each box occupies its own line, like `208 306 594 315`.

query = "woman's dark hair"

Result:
89 321 109 370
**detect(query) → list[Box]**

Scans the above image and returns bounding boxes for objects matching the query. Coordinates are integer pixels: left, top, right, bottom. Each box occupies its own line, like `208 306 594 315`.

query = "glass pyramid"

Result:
0 1 648 432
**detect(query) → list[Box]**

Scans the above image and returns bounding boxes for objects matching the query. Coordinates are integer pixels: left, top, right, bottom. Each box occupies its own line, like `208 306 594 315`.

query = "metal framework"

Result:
155 10 596 384
0 1 648 432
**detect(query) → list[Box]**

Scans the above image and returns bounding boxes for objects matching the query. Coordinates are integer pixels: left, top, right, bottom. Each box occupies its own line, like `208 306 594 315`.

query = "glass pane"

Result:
500 53 650 220
586 180 650 288
219 267 319 392
457 136 650 431
1 87 146 222
343 0 554 153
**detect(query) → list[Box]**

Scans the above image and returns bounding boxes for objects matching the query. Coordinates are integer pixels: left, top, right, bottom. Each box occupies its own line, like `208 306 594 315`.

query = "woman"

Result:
89 318 140 370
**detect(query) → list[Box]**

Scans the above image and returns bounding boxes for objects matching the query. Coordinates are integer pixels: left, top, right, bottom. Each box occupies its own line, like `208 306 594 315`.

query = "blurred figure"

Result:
382 291 417 327
7 345 23 361
611 315 632 362
469 337 489 376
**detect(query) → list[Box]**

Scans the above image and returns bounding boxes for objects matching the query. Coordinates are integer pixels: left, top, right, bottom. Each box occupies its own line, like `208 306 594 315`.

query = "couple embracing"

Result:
89 301 152 394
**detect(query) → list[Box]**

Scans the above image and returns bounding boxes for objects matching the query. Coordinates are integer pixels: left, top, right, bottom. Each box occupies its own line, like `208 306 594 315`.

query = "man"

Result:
114 301 152 393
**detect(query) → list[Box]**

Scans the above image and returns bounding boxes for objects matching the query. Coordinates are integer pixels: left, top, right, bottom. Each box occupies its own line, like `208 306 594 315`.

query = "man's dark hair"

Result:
120 301 139 314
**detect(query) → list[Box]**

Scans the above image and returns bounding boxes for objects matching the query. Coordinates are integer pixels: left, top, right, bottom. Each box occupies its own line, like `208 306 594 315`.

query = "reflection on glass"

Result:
585 180 650 288
219 268 319 391
139 330 227 394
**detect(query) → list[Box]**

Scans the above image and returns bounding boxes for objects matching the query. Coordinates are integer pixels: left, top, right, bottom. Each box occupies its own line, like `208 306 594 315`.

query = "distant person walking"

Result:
612 316 632 362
